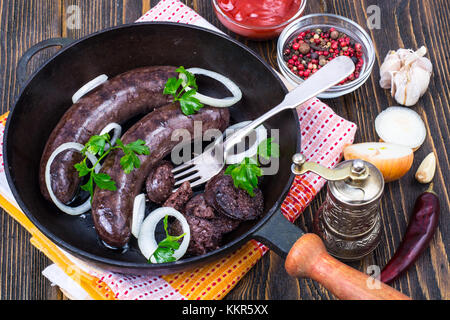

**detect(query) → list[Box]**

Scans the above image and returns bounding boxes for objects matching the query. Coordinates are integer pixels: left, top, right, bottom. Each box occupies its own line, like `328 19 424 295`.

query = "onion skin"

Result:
380 184 440 283
344 143 414 182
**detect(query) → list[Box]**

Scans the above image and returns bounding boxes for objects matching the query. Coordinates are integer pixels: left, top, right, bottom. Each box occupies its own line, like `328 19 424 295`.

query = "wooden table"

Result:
0 0 448 300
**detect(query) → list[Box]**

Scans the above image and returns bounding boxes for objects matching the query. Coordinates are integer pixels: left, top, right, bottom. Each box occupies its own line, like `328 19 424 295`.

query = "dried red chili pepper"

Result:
380 183 440 283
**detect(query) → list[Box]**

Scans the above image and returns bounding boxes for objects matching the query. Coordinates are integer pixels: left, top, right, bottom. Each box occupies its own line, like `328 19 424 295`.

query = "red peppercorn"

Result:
285 27 362 83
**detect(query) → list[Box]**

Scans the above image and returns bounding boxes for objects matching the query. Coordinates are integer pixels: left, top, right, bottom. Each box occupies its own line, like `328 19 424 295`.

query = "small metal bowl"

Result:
277 13 375 98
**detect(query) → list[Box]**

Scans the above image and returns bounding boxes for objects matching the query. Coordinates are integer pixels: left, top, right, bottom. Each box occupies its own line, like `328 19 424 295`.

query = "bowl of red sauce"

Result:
212 0 307 40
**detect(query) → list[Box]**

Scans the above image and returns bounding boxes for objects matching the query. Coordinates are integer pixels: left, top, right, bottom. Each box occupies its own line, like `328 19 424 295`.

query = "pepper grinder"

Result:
291 153 385 261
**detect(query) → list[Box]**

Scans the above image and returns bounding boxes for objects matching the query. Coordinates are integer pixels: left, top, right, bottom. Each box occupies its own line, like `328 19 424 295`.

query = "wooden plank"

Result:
0 0 63 300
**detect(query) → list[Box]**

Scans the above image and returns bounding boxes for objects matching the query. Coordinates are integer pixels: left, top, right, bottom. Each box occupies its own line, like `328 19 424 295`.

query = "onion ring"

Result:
223 121 267 164
72 74 108 104
131 194 146 238
179 68 242 107
138 207 190 263
45 142 100 215
99 122 122 151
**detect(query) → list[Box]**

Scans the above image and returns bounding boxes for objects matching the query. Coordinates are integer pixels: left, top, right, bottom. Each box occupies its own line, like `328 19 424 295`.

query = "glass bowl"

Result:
277 13 375 98
212 0 307 40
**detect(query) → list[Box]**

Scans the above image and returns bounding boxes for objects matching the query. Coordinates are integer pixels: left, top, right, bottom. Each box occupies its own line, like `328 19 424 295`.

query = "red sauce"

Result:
214 0 304 39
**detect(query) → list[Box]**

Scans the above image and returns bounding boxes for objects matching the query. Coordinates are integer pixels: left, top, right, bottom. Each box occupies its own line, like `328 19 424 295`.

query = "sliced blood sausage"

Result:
170 214 222 256
145 160 175 204
170 193 240 256
40 66 177 204
91 103 229 247
185 193 216 219
185 193 239 233
163 181 193 212
204 172 264 221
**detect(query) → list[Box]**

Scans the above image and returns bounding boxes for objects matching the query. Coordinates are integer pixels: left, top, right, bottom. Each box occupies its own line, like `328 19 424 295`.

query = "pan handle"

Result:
17 37 73 87
253 208 411 300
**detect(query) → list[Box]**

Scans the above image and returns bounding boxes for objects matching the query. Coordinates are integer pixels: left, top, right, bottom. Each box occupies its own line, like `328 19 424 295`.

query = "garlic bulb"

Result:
379 46 432 106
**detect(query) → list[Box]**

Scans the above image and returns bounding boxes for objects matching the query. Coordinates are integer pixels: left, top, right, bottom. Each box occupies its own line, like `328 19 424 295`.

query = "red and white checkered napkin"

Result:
36 0 356 300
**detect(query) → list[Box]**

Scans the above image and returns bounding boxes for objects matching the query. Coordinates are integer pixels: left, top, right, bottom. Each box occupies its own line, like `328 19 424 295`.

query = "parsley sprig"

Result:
163 66 204 116
225 138 280 197
74 133 150 200
150 215 186 263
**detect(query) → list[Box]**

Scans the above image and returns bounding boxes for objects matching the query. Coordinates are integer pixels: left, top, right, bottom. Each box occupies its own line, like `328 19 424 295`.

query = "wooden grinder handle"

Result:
285 233 411 300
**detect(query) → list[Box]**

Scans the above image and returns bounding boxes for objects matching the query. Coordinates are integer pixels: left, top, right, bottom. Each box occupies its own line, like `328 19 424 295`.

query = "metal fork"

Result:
172 56 356 190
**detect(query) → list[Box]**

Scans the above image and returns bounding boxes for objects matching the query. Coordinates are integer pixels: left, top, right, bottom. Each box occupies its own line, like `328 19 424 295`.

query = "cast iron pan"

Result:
4 23 408 299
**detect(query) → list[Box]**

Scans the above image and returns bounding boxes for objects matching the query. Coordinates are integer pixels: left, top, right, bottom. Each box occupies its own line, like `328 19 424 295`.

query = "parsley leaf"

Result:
80 175 94 199
92 172 117 191
225 157 263 197
257 137 280 160
123 139 150 155
225 138 280 196
163 77 182 96
176 66 198 90
163 66 203 115
150 215 186 264
116 138 150 174
74 135 150 200
82 133 110 156
179 90 203 115
74 160 91 177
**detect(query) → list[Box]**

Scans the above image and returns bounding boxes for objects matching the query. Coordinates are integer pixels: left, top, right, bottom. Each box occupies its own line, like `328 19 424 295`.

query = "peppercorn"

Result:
284 27 364 85
310 52 319 60
330 30 339 39
299 42 311 55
